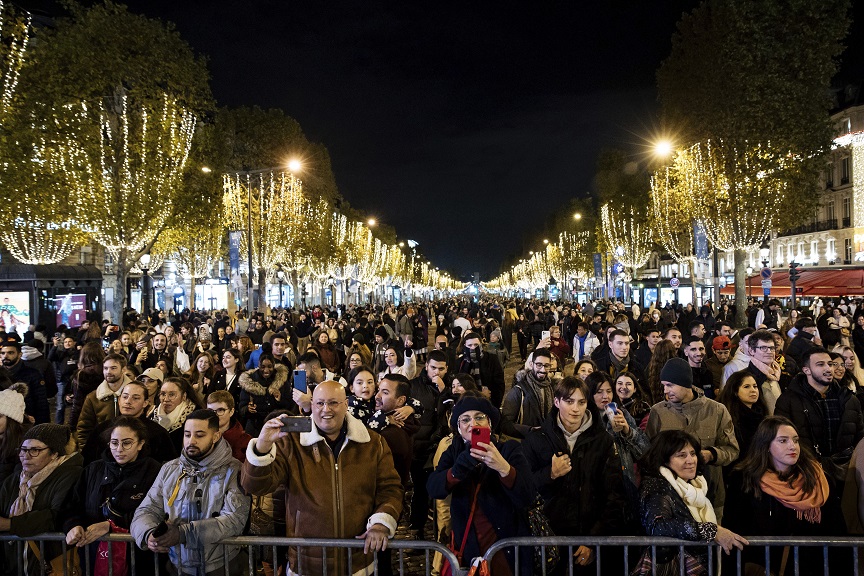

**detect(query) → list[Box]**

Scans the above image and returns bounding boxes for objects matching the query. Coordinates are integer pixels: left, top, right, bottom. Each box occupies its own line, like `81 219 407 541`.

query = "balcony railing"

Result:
843 216 851 227
777 219 839 237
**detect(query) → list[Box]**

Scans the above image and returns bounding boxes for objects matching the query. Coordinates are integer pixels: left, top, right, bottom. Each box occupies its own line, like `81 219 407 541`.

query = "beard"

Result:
184 441 215 461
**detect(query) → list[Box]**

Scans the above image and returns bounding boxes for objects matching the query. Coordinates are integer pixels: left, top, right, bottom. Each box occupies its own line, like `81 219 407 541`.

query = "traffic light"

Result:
789 261 802 283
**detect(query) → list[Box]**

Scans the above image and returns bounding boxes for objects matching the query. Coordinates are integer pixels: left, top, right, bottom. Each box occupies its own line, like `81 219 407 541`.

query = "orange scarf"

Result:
759 467 828 523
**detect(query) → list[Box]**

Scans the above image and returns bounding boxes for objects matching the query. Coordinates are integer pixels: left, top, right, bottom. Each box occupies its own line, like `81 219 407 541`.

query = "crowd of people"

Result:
0 296 863 575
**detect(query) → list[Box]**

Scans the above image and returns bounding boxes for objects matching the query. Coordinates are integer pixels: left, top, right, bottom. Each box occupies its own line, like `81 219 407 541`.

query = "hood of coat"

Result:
178 436 234 471
239 364 289 397
96 376 133 401
300 412 370 447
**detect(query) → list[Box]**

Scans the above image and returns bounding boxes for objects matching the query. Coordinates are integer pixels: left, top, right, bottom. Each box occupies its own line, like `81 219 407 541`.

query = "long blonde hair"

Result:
833 345 864 390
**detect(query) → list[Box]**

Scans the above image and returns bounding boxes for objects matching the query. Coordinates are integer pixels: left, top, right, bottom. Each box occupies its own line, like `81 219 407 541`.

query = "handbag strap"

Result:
456 483 483 559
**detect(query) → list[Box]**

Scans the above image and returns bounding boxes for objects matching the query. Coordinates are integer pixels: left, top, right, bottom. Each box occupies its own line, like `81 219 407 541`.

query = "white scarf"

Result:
659 466 717 524
153 399 196 433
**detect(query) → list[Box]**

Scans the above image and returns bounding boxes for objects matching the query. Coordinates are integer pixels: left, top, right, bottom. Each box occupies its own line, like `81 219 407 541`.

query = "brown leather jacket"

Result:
242 413 403 574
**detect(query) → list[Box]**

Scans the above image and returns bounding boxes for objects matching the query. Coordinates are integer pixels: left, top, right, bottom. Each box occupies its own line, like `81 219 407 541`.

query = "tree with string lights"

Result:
6 2 212 321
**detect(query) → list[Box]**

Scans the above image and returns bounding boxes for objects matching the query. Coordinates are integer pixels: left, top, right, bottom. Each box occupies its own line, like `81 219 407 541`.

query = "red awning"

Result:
720 268 864 297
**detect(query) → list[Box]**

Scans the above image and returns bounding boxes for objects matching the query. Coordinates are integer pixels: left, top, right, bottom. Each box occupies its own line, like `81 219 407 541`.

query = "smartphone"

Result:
293 369 307 393
606 402 618 414
54 332 61 339
542 330 550 341
141 332 154 344
280 415 312 433
471 427 491 452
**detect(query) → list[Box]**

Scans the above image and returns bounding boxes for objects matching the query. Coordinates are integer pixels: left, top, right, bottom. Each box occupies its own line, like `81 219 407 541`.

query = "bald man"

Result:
242 381 403 574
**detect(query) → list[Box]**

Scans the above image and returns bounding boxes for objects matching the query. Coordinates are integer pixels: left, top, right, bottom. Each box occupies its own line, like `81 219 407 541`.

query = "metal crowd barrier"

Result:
481 535 864 575
0 533 465 576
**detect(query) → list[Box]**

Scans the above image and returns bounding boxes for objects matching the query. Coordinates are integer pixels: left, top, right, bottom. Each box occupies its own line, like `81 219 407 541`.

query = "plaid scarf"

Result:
809 384 842 455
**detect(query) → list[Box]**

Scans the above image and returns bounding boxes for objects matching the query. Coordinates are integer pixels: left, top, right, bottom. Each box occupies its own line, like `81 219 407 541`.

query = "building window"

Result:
787 244 794 262
841 157 850 184
843 196 851 227
776 247 784 265
827 238 836 262
104 252 114 274
827 200 835 222
839 117 852 134
846 238 853 263
810 240 818 264
797 242 805 260
826 163 834 188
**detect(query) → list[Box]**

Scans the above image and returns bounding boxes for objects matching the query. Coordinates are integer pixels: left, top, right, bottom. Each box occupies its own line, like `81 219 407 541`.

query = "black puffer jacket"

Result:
521 406 627 536
774 374 864 458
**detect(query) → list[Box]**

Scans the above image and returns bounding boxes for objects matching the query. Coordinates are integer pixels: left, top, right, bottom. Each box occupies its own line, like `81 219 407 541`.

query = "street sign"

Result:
760 267 772 279
761 278 772 289
670 277 680 288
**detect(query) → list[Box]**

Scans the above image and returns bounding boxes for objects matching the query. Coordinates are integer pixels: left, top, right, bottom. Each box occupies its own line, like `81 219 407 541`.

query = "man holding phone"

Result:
242 381 403 575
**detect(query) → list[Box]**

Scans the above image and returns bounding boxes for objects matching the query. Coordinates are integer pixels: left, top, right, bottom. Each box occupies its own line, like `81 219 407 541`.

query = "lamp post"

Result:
759 239 771 309
746 266 753 299
139 253 152 318
277 269 285 308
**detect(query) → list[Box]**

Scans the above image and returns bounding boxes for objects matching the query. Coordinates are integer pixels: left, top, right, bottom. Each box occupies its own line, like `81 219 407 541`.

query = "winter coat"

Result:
69 366 103 429
501 369 555 438
409 371 445 460
21 351 57 399
0 453 84 576
646 389 739 509
63 452 162 576
238 364 291 436
76 377 134 449
639 475 716 567
427 434 534 575
774 374 864 459
522 407 627 537
242 413 404 575
2 361 49 424
456 351 505 408
131 439 250 575
47 346 78 387
81 414 178 465
208 368 242 410
599 408 650 521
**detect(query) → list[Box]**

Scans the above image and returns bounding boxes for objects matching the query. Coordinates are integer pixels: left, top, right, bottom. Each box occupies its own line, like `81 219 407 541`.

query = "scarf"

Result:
759 468 828 523
609 352 630 377
10 454 71 517
153 399 197 433
658 466 717 524
750 356 782 382
525 370 554 418
463 348 483 386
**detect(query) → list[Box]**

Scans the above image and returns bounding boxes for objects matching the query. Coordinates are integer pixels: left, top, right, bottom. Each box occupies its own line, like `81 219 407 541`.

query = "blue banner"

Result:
694 221 709 260
593 253 602 278
229 231 241 276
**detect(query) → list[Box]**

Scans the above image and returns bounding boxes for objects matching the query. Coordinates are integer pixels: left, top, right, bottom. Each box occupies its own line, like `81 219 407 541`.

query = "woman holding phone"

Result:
238 354 290 437
427 392 533 576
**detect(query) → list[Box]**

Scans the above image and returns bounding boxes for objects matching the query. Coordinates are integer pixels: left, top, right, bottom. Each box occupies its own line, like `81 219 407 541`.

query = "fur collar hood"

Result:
300 412 370 447
239 363 289 397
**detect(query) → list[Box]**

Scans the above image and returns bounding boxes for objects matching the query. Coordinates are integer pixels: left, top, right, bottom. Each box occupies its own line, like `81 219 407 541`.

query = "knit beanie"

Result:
659 357 694 388
450 395 501 431
352 333 366 345
24 423 70 455
374 326 389 340
0 388 25 423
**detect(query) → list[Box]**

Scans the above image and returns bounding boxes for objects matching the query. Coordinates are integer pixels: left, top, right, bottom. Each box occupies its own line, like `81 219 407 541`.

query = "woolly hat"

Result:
352 332 366 345
374 326 389 339
24 423 70 455
450 395 501 432
659 357 694 388
712 336 732 351
0 388 26 423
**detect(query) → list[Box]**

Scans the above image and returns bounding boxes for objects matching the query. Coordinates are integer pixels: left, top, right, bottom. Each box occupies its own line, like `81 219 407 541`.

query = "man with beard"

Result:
132 410 250 575
0 341 49 423
136 333 174 372
374 374 418 487
456 332 505 407
683 335 715 399
76 353 134 448
501 348 556 438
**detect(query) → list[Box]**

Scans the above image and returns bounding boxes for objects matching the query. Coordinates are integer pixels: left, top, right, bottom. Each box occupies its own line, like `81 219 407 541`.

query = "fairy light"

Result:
650 156 697 266
0 1 29 120
600 203 652 270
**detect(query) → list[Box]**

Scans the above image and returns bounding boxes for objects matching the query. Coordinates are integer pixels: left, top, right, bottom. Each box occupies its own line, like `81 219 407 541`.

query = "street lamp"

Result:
746 266 754 298
139 253 152 318
654 140 674 158
367 218 377 227
276 269 285 308
573 213 582 221
759 238 771 269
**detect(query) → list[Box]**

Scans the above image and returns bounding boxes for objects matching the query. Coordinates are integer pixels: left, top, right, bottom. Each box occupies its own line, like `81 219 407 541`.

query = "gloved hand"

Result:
450 448 480 480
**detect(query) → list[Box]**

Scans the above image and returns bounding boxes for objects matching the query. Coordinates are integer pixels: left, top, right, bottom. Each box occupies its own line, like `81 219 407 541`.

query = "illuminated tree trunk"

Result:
734 248 747 328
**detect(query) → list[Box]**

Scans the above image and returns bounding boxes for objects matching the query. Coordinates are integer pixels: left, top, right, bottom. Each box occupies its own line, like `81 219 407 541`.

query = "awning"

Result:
720 268 864 297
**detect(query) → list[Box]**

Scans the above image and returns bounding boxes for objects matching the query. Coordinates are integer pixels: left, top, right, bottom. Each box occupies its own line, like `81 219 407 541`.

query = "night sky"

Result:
19 1 864 279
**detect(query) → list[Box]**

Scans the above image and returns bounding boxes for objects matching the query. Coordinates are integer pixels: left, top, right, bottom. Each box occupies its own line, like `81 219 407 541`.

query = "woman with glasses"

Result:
151 377 203 455
64 416 160 576
0 423 83 576
428 392 533 576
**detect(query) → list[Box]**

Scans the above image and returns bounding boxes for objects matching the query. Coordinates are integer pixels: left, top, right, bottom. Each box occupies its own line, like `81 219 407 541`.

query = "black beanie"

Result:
450 395 501 431
24 423 70 456
375 326 389 339
659 357 694 388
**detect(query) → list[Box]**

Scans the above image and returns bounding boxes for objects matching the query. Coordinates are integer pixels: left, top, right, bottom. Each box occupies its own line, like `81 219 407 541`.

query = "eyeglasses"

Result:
109 439 138 451
533 362 552 370
19 446 50 458
160 391 180 399
457 414 489 426
314 400 345 410
754 346 776 352
210 407 229 415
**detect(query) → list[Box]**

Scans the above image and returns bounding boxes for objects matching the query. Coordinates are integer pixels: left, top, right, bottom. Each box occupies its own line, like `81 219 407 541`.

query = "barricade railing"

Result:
481 535 864 576
0 533 466 576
